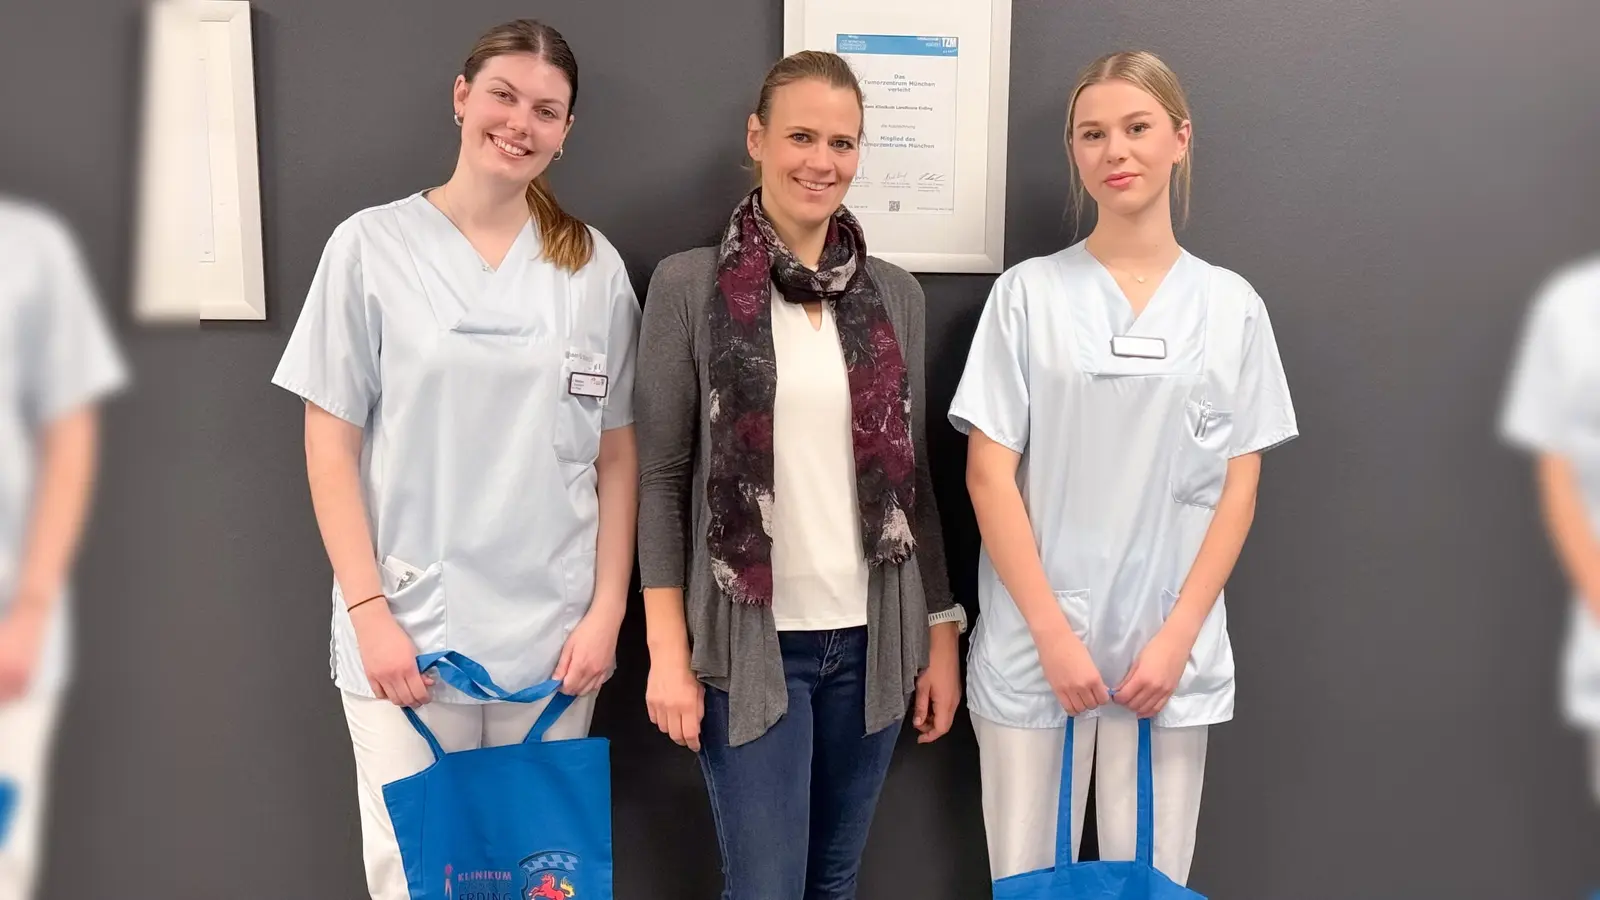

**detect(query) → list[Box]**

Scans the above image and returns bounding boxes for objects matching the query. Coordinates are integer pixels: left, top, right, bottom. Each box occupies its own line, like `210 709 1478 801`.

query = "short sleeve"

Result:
948 278 1030 453
271 223 381 427
1498 274 1576 455
21 214 129 425
1229 292 1298 457
601 264 642 430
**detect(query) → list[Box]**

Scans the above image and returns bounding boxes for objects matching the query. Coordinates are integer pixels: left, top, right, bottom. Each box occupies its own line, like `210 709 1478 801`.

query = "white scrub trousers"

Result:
341 690 599 900
0 692 63 900
973 709 1208 884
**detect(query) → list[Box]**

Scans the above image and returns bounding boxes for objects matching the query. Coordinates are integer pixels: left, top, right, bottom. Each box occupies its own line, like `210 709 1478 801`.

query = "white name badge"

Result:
1110 335 1167 360
569 372 609 398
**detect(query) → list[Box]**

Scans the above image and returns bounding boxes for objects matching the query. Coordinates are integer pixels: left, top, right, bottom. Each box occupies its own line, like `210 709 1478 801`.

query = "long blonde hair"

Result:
1065 50 1194 235
461 20 593 272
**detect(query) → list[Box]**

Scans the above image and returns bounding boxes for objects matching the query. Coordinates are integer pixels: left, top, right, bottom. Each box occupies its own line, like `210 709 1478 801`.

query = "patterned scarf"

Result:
706 188 917 606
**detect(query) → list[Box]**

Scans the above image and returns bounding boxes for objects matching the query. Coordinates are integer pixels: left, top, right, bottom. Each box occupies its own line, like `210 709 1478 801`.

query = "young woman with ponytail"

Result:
271 20 640 898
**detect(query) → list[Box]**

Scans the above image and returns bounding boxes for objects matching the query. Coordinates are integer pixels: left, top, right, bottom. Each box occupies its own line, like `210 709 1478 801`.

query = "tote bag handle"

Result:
400 651 577 760
0 776 16 848
1055 715 1156 869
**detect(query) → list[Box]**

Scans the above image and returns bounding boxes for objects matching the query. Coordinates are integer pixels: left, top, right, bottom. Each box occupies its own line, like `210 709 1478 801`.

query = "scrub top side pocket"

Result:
1161 588 1233 697
379 556 448 655
980 588 1091 696
561 550 598 625
1170 393 1234 510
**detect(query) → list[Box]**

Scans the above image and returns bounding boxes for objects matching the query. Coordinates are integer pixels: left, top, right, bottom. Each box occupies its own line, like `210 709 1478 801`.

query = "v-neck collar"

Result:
418 189 536 274
396 193 552 338
1084 245 1190 334
1064 242 1208 377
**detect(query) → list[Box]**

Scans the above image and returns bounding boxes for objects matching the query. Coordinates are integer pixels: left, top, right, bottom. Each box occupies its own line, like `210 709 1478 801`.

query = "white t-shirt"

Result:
769 289 870 631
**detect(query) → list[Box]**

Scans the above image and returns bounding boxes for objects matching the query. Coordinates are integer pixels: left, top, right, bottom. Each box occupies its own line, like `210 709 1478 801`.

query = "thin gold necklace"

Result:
434 183 496 273
435 183 460 228
1100 251 1179 285
1103 260 1153 284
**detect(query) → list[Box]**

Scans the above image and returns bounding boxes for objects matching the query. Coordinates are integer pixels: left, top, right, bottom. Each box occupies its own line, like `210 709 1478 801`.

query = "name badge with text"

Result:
569 372 609 398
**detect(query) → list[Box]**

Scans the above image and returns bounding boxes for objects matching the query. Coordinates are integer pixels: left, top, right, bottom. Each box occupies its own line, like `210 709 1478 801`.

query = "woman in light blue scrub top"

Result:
950 51 1297 885
271 20 639 900
0 197 127 900
1500 255 1600 803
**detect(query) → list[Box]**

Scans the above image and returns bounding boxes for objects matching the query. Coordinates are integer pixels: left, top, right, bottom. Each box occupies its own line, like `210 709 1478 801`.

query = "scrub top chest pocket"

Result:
1171 393 1233 509
555 348 606 465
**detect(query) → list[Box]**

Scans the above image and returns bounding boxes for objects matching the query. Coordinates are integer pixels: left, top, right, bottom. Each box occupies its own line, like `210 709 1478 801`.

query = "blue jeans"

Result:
698 627 903 900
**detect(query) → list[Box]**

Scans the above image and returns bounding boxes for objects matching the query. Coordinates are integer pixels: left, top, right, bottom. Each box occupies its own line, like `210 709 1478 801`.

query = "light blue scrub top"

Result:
1499 256 1600 728
272 193 641 702
949 243 1297 729
0 198 129 697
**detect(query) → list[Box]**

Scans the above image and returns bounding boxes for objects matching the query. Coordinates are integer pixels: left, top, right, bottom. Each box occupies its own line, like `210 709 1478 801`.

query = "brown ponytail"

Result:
463 19 594 272
526 174 593 274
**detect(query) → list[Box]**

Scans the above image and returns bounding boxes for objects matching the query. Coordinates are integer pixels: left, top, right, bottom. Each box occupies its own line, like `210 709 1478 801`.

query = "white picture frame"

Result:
784 0 1012 274
132 0 266 322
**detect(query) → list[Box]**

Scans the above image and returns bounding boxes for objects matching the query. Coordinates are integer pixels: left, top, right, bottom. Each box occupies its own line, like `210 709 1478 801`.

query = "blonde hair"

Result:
462 20 593 273
1064 50 1194 235
749 50 864 181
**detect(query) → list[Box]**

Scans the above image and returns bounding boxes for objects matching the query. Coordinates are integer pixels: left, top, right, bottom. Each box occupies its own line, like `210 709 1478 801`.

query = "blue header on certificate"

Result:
836 34 959 57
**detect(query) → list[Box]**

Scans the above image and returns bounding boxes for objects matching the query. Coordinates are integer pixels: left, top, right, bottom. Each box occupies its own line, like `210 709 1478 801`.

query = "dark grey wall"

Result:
2 0 1598 896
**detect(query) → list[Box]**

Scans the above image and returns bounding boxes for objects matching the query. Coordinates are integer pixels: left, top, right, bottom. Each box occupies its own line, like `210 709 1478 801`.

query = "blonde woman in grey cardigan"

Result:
633 50 966 900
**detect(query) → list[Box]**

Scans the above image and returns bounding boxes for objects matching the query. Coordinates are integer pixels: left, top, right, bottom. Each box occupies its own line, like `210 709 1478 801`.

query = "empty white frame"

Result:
784 0 1012 274
133 0 265 322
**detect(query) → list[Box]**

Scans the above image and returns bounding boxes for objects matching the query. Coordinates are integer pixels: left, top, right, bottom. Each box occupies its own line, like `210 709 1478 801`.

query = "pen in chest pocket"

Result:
1194 399 1216 439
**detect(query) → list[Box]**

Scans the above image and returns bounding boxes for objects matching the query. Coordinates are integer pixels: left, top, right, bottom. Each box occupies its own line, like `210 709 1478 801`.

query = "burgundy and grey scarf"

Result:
706 188 916 606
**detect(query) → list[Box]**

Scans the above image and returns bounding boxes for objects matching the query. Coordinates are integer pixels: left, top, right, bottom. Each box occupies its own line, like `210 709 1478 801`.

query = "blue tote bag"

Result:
383 651 612 900
0 776 16 848
993 716 1205 900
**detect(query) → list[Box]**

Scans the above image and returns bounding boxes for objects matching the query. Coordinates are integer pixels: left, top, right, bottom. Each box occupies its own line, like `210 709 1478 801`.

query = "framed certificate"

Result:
785 0 1012 274
132 0 266 322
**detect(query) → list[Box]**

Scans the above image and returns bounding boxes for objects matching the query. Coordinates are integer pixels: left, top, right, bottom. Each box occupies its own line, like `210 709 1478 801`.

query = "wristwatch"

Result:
927 604 969 634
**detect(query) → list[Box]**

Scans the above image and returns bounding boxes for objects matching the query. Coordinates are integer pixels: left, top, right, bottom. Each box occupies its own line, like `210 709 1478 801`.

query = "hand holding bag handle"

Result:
401 651 579 760
380 651 614 900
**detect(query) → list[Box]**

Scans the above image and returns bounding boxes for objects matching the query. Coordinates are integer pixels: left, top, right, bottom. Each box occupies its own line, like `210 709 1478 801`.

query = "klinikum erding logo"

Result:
443 863 516 899
520 850 580 899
